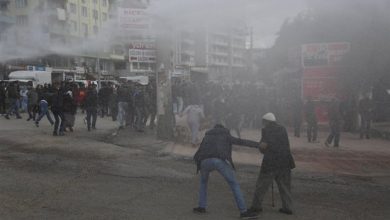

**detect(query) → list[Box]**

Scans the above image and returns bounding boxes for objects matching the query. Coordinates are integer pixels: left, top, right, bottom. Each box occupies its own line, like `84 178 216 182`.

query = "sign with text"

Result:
302 42 350 68
118 8 150 31
301 42 350 123
129 41 156 63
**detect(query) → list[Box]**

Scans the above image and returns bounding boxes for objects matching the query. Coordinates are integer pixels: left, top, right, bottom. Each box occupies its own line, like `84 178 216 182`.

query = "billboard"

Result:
302 42 350 122
302 42 350 68
118 8 150 31
129 41 156 63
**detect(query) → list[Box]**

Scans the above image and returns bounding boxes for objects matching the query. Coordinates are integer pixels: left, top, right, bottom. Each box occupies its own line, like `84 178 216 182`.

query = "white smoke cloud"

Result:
0 0 307 62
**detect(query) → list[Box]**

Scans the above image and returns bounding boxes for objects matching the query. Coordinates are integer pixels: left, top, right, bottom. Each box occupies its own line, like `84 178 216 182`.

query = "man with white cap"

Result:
248 113 296 215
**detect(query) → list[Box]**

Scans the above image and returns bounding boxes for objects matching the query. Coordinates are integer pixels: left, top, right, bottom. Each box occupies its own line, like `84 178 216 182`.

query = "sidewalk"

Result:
372 122 390 140
163 128 390 182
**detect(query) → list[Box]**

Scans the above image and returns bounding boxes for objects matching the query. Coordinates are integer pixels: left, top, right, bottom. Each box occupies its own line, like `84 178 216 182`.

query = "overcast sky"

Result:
150 0 307 48
244 0 307 47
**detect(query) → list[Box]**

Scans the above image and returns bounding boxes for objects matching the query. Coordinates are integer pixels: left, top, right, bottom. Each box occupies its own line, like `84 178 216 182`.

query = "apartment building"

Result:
67 0 110 39
0 0 14 41
3 0 117 78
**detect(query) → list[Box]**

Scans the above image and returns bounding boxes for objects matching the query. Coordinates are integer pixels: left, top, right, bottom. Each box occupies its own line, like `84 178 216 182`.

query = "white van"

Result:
8 70 52 87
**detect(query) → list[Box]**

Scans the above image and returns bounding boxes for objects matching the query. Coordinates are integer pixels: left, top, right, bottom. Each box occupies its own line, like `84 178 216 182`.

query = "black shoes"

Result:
279 208 293 215
240 211 259 219
4 115 10 119
247 207 262 214
193 207 206 214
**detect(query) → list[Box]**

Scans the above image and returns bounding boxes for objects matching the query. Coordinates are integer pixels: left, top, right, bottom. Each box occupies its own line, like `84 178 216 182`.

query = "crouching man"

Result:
193 124 259 219
248 113 296 215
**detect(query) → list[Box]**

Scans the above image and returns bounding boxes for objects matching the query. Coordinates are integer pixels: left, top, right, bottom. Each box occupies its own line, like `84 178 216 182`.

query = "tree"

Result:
269 0 390 96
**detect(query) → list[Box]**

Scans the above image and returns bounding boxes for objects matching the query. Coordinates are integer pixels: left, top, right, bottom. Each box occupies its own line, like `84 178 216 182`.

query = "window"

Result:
93 0 98 4
81 0 86 3
16 15 28 26
82 23 88 37
93 10 98 19
81 6 88 17
102 0 108 7
93 25 98 34
15 0 28 8
102 12 107 21
71 21 77 32
69 3 77 14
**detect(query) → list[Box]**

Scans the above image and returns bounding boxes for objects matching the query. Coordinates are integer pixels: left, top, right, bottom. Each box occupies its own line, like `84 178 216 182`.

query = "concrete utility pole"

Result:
155 20 175 140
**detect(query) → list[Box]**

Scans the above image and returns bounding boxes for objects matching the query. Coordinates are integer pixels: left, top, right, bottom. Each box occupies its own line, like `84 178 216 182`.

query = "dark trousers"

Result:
27 104 38 120
0 98 5 114
149 108 156 129
307 121 318 142
360 115 371 139
52 110 65 134
100 103 109 117
294 120 301 137
134 107 144 131
86 107 97 129
326 122 341 147
251 169 292 211
6 98 21 118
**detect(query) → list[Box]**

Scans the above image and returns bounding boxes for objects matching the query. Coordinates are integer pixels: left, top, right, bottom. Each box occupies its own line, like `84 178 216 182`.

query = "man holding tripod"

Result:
248 113 296 215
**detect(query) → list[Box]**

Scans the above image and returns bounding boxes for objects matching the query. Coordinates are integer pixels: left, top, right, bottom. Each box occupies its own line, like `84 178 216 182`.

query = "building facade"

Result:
2 0 118 79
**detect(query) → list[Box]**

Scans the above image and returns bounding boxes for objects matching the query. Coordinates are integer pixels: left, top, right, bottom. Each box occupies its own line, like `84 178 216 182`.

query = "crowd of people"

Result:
0 80 157 136
1 78 374 146
171 78 374 148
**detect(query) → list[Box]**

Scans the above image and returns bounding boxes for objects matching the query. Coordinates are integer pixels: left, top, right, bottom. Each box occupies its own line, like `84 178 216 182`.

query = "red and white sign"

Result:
129 41 156 63
302 42 350 68
302 42 350 122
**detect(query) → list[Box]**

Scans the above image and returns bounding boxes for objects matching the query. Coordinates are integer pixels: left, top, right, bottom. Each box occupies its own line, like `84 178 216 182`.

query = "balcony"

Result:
181 49 195 56
0 13 14 24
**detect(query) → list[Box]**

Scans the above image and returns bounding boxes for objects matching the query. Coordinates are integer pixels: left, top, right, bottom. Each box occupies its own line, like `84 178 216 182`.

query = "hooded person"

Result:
192 124 260 219
248 113 296 215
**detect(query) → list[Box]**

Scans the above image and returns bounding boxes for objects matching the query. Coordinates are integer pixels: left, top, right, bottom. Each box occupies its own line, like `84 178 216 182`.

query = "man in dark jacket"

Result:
4 82 22 119
98 84 112 118
0 82 6 114
248 113 295 215
26 86 38 121
305 97 318 143
84 84 98 131
358 94 372 139
51 83 65 136
193 124 259 219
325 99 342 147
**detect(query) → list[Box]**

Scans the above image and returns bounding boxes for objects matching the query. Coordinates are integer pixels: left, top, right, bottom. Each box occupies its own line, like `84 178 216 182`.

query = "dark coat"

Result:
63 93 77 114
51 89 64 112
194 126 259 172
84 88 98 108
7 85 19 99
305 100 317 123
260 122 295 173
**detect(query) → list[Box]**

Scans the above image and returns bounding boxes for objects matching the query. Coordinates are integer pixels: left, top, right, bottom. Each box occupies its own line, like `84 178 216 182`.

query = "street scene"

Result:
0 114 389 219
1 0 390 219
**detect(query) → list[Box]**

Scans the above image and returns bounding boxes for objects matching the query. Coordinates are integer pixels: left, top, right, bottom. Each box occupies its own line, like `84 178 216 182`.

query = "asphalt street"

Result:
0 113 389 219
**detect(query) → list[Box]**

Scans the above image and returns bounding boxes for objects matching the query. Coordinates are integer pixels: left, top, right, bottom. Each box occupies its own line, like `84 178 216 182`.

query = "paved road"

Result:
0 113 389 219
